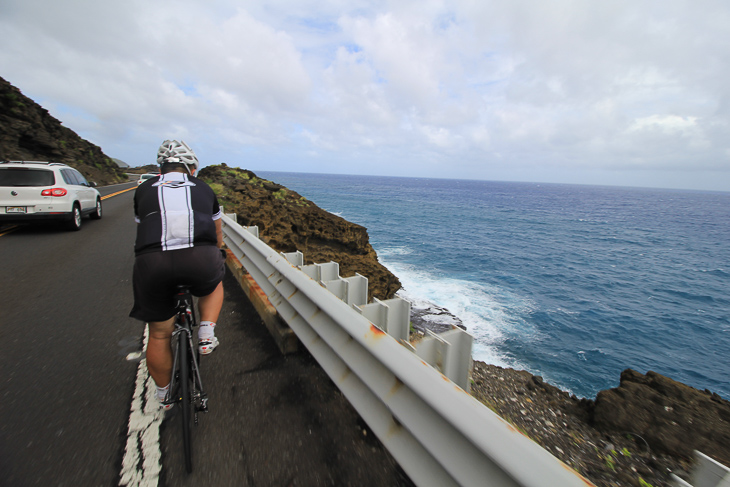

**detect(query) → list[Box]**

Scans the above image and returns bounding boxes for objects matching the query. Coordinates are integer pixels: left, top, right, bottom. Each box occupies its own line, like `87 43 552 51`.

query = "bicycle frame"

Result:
162 286 208 473
169 289 208 414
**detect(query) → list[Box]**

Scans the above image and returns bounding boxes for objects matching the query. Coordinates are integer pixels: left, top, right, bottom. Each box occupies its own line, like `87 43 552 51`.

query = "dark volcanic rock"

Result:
198 164 401 302
471 363 697 487
0 76 126 185
592 369 730 466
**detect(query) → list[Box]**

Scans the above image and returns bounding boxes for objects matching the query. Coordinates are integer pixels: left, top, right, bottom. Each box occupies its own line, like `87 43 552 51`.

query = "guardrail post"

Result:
323 279 347 302
415 327 474 392
344 274 368 306
220 206 237 223
414 330 446 368
281 251 304 267
323 274 368 306
302 262 340 282
441 328 474 393
355 301 386 333
356 297 411 342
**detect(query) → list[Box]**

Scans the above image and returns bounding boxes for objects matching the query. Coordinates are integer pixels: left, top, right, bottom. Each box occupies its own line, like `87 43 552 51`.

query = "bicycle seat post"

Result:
173 285 196 324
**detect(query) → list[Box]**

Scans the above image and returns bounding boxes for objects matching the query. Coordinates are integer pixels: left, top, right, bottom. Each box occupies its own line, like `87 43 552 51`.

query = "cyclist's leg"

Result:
198 281 223 323
131 250 179 386
197 282 223 354
178 245 225 353
146 317 175 387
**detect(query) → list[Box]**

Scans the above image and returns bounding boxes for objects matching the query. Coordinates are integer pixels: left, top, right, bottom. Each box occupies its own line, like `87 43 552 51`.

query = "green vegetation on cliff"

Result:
199 164 401 302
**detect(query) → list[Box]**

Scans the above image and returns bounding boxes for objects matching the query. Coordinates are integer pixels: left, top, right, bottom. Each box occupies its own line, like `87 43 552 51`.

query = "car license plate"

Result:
6 207 26 213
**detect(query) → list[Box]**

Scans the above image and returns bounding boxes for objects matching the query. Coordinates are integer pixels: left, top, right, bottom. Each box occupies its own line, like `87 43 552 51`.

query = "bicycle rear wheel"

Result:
179 329 193 473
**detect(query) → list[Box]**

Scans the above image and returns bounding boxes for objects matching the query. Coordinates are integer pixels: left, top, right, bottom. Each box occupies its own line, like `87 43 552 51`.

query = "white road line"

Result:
119 325 164 487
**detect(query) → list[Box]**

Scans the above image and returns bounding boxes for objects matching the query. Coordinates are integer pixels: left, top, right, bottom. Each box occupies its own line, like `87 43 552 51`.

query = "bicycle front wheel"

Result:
179 329 193 473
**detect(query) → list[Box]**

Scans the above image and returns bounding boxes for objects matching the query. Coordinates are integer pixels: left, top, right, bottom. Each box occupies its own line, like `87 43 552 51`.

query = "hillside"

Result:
198 164 401 302
0 76 127 185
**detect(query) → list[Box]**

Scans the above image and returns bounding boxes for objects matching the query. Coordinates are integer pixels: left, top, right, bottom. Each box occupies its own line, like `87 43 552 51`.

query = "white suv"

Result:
0 161 102 231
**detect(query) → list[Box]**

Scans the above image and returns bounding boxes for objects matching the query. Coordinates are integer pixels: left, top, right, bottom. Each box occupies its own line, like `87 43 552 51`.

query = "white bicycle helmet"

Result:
157 140 199 174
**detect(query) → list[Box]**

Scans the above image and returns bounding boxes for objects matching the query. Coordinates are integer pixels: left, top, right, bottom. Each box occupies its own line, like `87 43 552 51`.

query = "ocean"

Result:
258 171 730 400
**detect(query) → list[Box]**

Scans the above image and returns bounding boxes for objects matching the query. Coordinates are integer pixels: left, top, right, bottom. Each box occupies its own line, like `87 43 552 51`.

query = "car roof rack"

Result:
0 160 67 166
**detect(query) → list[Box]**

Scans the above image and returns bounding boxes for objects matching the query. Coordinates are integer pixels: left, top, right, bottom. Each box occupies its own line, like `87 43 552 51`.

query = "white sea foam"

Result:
378 246 414 257
382 259 534 370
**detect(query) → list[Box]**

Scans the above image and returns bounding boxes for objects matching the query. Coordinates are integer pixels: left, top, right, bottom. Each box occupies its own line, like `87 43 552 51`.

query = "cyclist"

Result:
129 140 225 409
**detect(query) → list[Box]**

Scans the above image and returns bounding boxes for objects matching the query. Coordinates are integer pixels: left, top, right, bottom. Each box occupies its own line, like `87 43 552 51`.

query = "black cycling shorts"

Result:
129 245 226 322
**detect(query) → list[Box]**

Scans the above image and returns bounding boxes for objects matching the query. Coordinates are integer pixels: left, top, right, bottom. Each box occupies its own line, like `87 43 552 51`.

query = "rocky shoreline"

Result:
470 362 693 487
410 302 730 487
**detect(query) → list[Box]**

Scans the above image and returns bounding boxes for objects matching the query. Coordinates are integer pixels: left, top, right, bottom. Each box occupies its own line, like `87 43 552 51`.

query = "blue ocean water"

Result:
258 171 730 400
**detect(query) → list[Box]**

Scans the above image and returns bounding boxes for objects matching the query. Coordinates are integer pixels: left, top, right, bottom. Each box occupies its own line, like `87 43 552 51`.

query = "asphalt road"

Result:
0 181 414 486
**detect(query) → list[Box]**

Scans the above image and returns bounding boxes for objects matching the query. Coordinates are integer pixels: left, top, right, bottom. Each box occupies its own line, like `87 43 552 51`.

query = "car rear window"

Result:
0 168 56 187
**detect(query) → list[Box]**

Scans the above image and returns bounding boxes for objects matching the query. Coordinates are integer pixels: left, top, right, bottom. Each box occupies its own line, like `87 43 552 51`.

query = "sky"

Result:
1 0 729 191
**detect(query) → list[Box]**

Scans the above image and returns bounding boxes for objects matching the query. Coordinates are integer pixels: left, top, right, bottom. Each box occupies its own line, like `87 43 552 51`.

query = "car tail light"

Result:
41 188 68 197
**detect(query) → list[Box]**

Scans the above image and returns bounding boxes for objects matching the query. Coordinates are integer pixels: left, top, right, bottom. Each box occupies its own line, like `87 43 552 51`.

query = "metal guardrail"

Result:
672 451 730 487
279 236 474 390
298 259 413 341
221 213 594 487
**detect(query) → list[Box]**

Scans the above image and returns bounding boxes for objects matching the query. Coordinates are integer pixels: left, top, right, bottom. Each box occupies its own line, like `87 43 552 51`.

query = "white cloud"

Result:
629 115 699 134
0 0 729 190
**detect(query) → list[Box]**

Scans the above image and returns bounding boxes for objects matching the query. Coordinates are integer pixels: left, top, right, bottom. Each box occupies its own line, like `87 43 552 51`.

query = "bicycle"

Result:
162 285 209 473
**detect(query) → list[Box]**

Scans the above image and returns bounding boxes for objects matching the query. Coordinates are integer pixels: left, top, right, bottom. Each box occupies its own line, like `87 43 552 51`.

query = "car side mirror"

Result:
89 182 97 187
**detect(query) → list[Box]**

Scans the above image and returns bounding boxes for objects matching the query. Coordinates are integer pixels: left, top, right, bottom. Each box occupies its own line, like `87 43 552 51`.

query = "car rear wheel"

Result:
90 198 102 220
67 204 82 231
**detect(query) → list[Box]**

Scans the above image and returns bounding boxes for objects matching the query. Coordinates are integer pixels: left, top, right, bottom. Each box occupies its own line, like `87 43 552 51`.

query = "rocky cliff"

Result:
471 364 729 487
0 76 126 185
592 369 730 466
198 164 401 302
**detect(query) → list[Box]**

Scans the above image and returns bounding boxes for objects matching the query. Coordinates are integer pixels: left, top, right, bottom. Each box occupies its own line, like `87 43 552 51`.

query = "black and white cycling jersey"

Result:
133 172 221 255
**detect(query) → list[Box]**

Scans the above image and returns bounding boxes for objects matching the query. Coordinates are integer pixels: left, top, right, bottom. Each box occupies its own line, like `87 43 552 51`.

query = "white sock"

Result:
198 321 216 340
156 383 170 401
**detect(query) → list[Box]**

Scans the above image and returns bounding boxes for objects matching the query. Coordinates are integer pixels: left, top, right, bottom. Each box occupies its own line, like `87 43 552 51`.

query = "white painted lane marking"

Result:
126 351 143 361
119 325 164 487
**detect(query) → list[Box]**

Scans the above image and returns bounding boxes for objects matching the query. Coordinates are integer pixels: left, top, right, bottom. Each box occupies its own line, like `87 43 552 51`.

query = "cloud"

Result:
629 115 699 135
1 0 729 190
